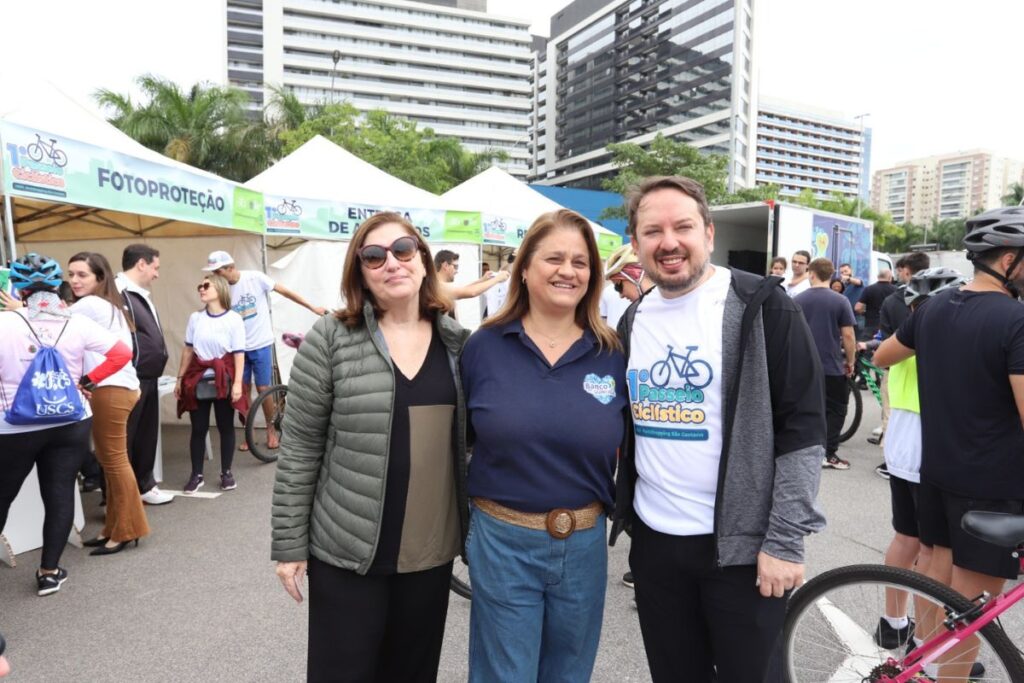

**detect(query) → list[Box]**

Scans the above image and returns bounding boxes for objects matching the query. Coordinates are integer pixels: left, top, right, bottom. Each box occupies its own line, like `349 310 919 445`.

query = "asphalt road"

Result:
1 396 1020 681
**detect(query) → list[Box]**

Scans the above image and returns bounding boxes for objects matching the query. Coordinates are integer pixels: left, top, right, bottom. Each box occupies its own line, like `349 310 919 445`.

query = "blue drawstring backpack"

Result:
2 315 85 425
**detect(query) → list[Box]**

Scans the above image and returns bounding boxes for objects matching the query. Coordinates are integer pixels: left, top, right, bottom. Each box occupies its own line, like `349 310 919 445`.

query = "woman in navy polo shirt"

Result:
461 209 627 682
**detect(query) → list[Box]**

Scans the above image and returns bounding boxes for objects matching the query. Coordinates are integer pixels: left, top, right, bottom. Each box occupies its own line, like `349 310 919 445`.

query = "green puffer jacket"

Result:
270 304 470 573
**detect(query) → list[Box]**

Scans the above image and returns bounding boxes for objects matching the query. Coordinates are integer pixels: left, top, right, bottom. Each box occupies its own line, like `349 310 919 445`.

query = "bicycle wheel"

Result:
245 384 287 463
839 377 862 443
51 149 67 167
784 564 1024 682
27 143 43 163
650 360 672 387
450 561 471 599
684 359 713 389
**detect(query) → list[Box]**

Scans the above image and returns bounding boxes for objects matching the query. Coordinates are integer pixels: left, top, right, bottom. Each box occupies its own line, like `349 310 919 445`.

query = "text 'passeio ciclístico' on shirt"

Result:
461 320 627 513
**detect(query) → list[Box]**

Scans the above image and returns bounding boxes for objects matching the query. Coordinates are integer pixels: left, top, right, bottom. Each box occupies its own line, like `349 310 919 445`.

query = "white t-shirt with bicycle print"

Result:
628 266 730 536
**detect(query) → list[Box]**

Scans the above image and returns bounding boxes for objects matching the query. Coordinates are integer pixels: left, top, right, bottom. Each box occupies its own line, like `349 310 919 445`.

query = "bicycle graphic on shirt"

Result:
650 345 713 389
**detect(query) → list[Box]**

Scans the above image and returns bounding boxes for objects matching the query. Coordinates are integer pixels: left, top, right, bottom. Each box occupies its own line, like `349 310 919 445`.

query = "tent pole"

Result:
3 194 15 263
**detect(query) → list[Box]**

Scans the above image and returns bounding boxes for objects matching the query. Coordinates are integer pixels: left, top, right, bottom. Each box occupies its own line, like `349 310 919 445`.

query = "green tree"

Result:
1001 182 1024 207
279 105 506 193
598 134 779 221
95 75 272 182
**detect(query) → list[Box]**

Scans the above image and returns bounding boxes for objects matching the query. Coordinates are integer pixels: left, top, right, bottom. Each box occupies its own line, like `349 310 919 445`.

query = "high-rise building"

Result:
226 0 533 176
871 151 1024 225
754 97 870 202
531 0 757 191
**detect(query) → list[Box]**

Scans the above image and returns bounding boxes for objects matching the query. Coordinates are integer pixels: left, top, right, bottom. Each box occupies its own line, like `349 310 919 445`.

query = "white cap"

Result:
203 251 234 271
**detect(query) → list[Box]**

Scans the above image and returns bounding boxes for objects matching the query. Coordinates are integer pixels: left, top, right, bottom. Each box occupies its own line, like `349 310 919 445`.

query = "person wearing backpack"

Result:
67 252 149 556
0 253 132 596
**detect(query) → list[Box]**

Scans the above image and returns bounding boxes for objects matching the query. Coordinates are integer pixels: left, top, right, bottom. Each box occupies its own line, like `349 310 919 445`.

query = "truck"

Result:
708 201 892 285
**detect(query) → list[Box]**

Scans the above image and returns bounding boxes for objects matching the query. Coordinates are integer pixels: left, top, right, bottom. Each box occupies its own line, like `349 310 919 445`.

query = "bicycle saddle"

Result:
962 511 1024 548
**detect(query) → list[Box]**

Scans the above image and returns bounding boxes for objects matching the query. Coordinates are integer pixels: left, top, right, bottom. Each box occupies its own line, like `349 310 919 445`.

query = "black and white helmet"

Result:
963 206 1024 254
904 267 966 307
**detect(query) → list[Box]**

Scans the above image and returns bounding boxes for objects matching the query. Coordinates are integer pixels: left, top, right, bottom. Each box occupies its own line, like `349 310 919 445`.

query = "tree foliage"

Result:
97 77 508 191
1002 181 1024 207
599 134 778 221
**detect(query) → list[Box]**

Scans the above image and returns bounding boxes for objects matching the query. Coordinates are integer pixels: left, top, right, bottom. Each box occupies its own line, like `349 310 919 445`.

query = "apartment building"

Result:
225 0 533 176
872 151 1024 224
754 97 870 202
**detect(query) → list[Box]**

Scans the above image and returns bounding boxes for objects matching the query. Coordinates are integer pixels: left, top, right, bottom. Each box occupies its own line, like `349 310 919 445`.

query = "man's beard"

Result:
648 248 710 295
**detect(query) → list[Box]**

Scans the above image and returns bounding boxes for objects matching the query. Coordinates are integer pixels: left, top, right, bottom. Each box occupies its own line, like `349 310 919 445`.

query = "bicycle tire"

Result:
450 564 471 599
27 143 43 163
650 360 672 388
784 564 1024 682
51 149 68 168
685 359 713 389
246 384 287 463
838 377 862 443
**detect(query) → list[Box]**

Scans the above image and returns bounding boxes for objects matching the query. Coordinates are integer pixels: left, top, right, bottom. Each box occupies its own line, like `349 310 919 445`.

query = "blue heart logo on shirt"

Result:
583 374 616 405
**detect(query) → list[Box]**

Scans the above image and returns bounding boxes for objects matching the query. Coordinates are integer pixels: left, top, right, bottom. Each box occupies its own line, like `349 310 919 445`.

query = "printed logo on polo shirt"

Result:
583 374 616 405
233 293 257 321
627 344 713 441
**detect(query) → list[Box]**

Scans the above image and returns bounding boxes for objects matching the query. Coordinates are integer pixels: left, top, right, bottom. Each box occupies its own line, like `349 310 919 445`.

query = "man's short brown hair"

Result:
808 257 835 282
626 176 711 237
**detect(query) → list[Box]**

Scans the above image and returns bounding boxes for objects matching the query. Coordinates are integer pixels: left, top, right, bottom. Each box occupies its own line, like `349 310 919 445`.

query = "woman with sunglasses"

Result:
272 212 469 682
174 274 245 495
460 209 627 682
67 252 149 556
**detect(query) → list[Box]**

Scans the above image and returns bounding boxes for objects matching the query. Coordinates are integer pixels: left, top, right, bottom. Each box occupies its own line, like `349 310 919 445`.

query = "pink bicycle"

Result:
783 511 1024 681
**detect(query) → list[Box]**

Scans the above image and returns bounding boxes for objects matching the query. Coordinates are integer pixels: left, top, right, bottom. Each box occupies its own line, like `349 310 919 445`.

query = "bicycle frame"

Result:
883 581 1024 682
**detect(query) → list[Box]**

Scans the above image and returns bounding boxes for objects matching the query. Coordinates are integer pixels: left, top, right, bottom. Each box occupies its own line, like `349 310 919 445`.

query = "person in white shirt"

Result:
202 250 325 451
68 252 150 556
174 274 246 494
786 250 812 297
483 251 515 319
433 250 510 307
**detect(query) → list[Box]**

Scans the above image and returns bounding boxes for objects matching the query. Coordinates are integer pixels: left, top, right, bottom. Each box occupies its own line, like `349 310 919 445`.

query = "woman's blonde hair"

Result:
336 212 452 327
204 274 233 312
483 209 620 352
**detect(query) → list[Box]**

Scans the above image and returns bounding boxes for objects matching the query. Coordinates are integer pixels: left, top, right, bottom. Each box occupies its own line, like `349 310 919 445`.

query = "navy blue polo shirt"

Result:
461 320 627 513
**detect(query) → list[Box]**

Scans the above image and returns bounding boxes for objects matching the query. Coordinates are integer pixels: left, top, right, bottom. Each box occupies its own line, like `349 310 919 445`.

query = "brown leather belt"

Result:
473 498 603 539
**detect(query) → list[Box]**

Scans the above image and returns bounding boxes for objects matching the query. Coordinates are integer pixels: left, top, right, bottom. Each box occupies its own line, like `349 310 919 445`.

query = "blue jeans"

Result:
467 504 607 683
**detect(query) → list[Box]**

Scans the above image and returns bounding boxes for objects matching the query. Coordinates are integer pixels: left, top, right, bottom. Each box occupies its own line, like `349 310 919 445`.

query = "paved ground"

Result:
1 397 1020 681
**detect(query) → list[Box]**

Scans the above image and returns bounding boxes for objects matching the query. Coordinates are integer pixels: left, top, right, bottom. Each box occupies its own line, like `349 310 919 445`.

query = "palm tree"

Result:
95 75 272 181
1001 182 1024 207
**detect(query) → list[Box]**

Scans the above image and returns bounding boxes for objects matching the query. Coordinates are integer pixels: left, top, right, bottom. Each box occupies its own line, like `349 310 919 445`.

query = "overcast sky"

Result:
2 0 1022 174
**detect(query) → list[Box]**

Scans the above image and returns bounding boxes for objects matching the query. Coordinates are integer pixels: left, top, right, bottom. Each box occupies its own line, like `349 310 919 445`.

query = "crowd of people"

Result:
3 174 1023 682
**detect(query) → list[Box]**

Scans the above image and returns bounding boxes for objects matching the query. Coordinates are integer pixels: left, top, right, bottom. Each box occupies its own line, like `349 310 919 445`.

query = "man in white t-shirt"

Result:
482 251 515 320
203 251 326 449
786 250 812 297
609 176 826 683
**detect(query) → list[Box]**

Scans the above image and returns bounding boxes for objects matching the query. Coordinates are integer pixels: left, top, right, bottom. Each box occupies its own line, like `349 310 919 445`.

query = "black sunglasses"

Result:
613 270 643 294
197 282 211 292
358 236 420 270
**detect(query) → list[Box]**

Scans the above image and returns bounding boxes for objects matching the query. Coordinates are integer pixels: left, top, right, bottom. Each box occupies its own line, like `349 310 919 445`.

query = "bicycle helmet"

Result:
963 206 1024 296
904 267 966 307
604 245 638 280
9 252 62 292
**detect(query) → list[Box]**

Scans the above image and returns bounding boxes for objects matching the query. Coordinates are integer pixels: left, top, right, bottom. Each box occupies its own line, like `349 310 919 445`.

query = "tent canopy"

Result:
0 72 256 244
442 166 618 239
245 135 446 209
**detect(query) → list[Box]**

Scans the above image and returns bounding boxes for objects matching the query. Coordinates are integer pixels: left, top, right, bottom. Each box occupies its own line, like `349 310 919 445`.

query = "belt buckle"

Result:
546 508 576 539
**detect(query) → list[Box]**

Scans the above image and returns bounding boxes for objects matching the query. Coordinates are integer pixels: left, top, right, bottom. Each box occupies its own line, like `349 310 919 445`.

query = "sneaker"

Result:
867 435 883 445
183 473 204 494
36 566 68 596
622 571 634 589
220 471 237 491
823 455 850 470
875 464 891 480
874 617 914 649
141 486 174 505
80 476 103 493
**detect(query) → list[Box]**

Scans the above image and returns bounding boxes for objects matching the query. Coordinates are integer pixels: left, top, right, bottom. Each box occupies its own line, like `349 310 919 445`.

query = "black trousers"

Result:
0 419 92 569
126 378 160 493
629 518 786 683
188 398 235 475
307 555 453 683
824 374 850 458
